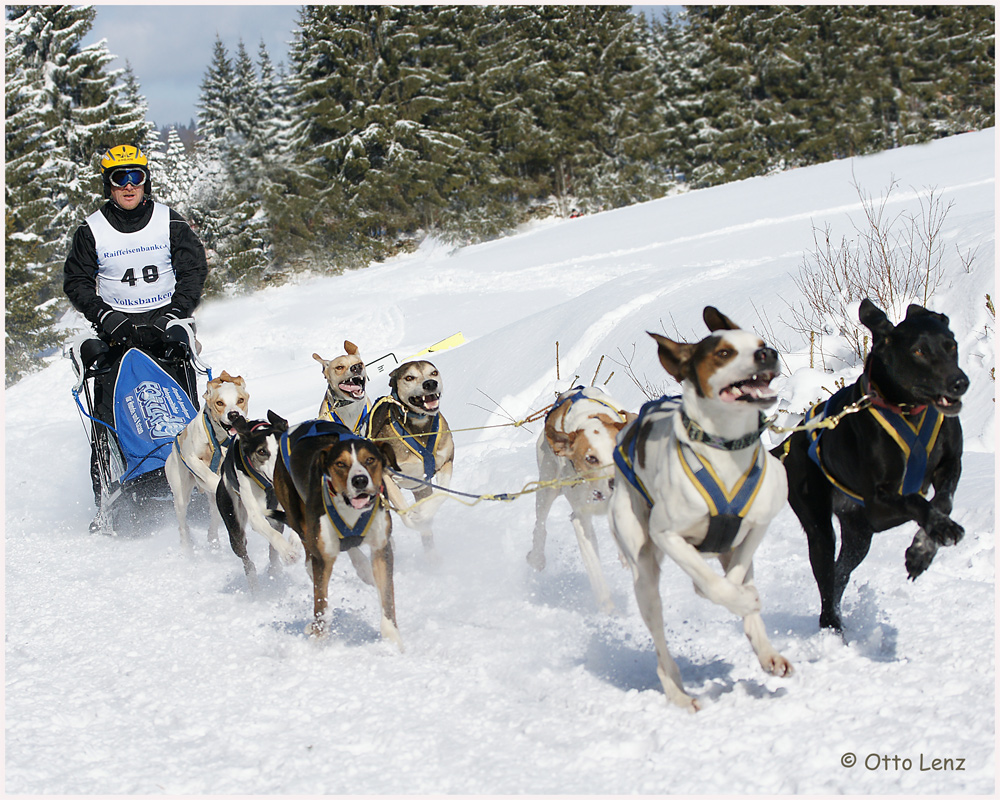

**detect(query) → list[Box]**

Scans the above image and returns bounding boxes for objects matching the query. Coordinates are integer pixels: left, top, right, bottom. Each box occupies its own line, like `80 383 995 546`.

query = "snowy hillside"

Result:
5 129 994 794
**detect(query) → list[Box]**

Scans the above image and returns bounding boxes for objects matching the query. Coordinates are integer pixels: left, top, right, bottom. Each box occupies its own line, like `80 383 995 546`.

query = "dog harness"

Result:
319 391 371 435
371 392 443 480
613 395 766 553
547 385 628 426
321 477 383 551
174 408 230 475
806 381 943 505
279 419 362 475
223 421 276 494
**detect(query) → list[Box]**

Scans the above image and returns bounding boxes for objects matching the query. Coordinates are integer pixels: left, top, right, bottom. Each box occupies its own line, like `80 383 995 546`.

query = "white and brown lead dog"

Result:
313 340 371 435
527 385 634 613
368 360 454 551
272 420 402 649
165 371 249 551
609 307 792 711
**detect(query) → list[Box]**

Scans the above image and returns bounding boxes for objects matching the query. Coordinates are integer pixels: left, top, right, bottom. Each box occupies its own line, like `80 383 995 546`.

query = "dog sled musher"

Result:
67 317 211 536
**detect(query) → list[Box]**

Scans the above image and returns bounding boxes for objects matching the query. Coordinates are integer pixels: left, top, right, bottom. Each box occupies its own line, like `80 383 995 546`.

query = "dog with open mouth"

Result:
368 360 455 552
609 307 791 711
775 299 969 632
165 370 249 551
313 340 371 435
527 385 634 613
272 420 402 648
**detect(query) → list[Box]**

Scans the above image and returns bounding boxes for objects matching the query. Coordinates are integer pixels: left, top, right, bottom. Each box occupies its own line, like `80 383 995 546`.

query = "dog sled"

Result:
66 319 210 536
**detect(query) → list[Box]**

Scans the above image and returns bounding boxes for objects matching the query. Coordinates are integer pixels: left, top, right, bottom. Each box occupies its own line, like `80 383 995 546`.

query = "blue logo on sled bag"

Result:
114 349 196 481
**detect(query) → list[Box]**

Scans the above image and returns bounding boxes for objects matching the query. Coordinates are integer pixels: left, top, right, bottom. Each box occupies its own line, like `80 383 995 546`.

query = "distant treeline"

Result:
5 5 994 384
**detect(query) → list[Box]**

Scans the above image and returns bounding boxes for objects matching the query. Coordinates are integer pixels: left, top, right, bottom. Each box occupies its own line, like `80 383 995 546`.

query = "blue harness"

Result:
372 392 442 480
175 409 230 475
613 395 766 553
279 419 362 475
548 385 628 425
806 384 943 505
280 420 376 549
321 481 383 551
223 420 276 494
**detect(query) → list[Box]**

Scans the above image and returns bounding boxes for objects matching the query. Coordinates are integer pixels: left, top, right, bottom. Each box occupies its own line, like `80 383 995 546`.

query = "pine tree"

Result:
4 5 128 383
154 126 195 213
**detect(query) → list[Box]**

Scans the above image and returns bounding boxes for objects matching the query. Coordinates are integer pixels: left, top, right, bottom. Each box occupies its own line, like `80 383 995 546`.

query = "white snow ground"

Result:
5 129 995 795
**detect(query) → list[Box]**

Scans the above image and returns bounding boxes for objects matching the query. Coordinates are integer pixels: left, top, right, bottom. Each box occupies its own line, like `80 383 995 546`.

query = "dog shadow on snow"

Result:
580 623 796 703
268 607 383 647
216 568 385 647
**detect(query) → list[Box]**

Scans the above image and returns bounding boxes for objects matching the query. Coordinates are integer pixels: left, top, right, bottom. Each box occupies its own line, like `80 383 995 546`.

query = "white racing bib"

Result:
89 202 176 312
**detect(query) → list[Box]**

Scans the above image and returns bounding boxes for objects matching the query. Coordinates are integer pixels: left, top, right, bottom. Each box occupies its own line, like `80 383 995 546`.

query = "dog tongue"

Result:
422 395 440 410
340 382 364 398
350 494 370 510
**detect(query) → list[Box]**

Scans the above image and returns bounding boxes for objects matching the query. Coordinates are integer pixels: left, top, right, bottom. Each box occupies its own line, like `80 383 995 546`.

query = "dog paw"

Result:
380 617 404 652
665 692 701 713
306 619 328 638
526 549 546 571
931 516 965 546
278 542 300 565
819 609 844 633
724 584 761 618
763 653 794 677
905 531 938 580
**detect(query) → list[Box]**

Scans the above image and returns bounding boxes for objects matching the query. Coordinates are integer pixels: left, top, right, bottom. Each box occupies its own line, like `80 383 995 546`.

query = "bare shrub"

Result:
786 175 964 368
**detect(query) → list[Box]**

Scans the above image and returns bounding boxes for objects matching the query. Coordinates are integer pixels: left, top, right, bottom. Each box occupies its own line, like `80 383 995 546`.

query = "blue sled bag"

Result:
113 348 197 483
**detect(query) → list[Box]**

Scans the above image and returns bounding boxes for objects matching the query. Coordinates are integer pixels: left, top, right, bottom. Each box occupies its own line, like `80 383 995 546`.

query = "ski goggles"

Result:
108 168 146 188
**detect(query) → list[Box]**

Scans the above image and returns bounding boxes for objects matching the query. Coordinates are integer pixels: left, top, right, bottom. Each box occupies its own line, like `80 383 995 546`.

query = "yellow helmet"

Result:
100 144 147 172
99 144 151 200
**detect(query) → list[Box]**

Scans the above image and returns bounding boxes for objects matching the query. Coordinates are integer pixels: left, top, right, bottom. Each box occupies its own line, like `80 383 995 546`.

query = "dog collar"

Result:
862 373 927 416
680 408 768 451
321 391 371 434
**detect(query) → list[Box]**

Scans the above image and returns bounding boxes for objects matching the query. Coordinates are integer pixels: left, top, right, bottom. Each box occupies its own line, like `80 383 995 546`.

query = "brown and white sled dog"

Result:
272 420 402 649
526 385 634 613
165 370 249 551
368 360 455 552
609 308 792 711
313 340 371 435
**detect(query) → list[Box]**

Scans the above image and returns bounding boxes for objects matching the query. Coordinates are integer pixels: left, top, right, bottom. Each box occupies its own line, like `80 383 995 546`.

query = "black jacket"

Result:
63 198 208 326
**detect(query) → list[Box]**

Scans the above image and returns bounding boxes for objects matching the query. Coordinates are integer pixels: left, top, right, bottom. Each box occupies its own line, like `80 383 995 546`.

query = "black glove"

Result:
152 309 180 335
98 310 134 344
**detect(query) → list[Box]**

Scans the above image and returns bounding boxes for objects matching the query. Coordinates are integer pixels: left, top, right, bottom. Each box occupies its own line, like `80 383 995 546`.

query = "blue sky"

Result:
86 4 677 129
87 4 301 127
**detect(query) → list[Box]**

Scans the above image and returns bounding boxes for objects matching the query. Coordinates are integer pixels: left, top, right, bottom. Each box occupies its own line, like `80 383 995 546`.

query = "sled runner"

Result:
67 320 208 536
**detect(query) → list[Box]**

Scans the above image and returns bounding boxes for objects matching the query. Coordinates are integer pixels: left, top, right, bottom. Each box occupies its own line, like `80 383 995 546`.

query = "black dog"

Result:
776 299 969 631
216 411 293 592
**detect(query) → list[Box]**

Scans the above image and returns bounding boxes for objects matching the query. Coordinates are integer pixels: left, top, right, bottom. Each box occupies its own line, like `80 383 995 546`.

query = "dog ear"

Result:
859 299 894 337
904 304 950 326
312 353 331 369
703 307 740 332
267 409 289 433
231 416 251 436
547 429 577 457
649 332 693 382
344 340 359 356
388 364 402 392
376 440 400 472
